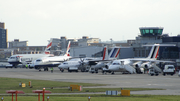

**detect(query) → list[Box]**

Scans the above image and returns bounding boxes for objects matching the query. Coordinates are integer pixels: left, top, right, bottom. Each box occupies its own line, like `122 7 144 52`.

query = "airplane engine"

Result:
104 61 112 69
105 65 109 69
141 62 151 69
133 61 142 68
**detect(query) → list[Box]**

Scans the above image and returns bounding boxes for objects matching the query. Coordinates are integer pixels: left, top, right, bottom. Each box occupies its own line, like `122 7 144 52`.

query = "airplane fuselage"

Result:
8 54 51 66
34 56 71 68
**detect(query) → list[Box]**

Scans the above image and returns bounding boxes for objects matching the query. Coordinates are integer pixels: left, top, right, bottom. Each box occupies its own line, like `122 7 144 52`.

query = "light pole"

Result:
47 96 49 101
1 97 4 101
110 38 112 47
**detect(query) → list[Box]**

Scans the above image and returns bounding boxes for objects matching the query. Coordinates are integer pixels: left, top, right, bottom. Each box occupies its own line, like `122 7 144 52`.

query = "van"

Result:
5 64 13 68
163 65 175 76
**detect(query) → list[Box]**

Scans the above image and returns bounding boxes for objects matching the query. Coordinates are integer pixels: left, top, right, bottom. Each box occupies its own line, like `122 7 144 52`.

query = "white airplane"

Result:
58 46 120 72
58 57 99 72
88 46 121 73
33 41 71 71
7 39 53 68
105 44 176 74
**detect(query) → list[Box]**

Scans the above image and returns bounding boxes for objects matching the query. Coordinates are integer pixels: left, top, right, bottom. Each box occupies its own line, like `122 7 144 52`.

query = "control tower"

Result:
139 27 163 36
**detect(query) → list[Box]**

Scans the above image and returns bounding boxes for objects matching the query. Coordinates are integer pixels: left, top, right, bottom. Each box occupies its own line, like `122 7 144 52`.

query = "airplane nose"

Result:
58 65 62 67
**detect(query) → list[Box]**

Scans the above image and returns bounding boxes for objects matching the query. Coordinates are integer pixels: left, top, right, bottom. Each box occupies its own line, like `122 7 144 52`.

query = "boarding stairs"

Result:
124 65 136 74
151 64 162 73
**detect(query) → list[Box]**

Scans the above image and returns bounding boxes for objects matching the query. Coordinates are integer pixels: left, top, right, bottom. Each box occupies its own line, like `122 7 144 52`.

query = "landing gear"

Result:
44 67 48 71
68 68 71 72
95 69 98 73
111 71 114 75
60 68 64 72
13 65 18 68
81 69 85 72
102 71 106 74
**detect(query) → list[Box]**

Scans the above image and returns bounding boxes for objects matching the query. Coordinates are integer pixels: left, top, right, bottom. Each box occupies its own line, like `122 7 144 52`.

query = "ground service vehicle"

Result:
5 64 13 68
163 65 175 76
89 67 98 73
148 68 159 76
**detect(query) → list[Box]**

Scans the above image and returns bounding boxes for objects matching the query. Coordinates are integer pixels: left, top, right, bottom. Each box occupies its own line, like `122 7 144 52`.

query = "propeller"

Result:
79 58 89 68
79 58 85 66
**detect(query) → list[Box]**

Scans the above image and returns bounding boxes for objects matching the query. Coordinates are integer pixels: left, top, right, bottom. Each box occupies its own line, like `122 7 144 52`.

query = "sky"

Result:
0 0 180 46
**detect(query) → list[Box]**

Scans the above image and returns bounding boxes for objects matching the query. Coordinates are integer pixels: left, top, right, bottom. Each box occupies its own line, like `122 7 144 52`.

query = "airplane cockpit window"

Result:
86 59 93 60
10 57 16 59
36 59 42 62
168 66 174 69
112 63 120 65
63 63 68 64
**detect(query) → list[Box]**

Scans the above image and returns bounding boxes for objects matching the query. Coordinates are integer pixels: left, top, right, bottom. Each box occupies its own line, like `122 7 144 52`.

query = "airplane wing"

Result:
129 58 175 63
48 60 66 62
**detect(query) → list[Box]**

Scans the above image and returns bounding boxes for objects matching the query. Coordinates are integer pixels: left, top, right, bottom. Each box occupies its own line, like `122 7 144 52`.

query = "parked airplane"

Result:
7 39 53 68
104 44 175 74
58 46 120 72
33 41 71 71
88 46 120 73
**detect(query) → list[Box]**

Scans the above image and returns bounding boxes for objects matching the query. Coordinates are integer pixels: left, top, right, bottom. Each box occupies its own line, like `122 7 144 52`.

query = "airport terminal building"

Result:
0 22 7 48
132 27 180 69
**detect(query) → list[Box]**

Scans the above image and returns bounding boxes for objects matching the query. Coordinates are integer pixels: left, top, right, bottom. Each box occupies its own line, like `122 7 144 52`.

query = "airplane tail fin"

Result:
108 47 120 59
43 39 53 54
64 41 71 56
145 44 176 59
147 45 159 59
102 46 108 60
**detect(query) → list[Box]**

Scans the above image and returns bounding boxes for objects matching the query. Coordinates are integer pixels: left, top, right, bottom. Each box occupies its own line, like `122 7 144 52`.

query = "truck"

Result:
148 68 159 76
163 65 175 76
5 64 13 68
89 67 98 73
68 67 79 72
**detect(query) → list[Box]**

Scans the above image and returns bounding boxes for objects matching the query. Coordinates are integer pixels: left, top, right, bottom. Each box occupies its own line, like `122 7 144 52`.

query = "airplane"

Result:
88 46 121 73
7 39 53 68
58 46 120 73
33 41 71 71
104 44 176 74
58 57 99 72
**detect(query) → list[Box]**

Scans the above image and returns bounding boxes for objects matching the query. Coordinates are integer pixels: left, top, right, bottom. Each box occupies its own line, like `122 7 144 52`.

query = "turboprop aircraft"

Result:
104 44 175 74
7 39 53 68
58 46 120 72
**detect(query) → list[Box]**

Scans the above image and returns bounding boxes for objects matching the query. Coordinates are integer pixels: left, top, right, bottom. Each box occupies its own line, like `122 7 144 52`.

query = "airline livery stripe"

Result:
46 42 52 48
66 43 71 52
45 52 50 54
151 46 156 58
110 48 118 58
155 46 159 59
102 47 107 60
115 48 120 58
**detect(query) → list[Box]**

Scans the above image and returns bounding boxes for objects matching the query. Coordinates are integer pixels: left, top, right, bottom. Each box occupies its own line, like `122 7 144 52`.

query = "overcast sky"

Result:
0 0 180 46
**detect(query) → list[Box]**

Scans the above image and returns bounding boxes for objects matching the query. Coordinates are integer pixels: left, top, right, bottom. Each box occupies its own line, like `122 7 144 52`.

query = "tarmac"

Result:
0 67 180 95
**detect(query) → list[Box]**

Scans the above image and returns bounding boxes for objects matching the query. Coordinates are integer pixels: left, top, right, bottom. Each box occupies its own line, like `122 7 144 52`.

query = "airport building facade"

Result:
0 22 7 48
